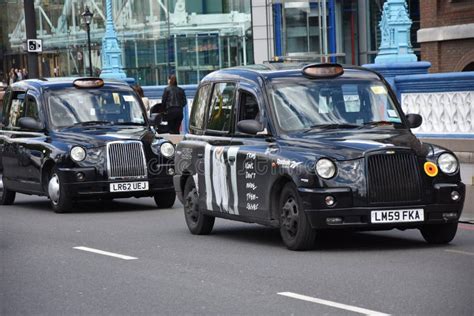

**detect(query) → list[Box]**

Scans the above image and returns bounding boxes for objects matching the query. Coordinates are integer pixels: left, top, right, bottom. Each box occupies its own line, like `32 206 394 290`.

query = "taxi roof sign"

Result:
73 78 104 89
302 64 344 78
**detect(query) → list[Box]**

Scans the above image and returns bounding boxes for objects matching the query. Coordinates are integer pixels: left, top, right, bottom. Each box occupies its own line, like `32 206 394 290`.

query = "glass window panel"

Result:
207 82 235 132
190 84 211 130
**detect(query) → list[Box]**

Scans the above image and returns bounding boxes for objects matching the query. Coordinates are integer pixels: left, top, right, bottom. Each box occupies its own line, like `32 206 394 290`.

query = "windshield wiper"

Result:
304 123 360 132
360 121 402 128
73 120 112 127
114 122 146 126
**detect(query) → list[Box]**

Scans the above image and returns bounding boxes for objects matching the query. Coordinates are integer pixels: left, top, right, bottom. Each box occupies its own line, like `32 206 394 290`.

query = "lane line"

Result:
278 292 390 316
445 249 474 257
74 246 138 260
459 224 474 231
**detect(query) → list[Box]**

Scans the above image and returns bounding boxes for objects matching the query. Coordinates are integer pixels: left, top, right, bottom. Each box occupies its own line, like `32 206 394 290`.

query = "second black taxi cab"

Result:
0 78 176 212
174 63 465 250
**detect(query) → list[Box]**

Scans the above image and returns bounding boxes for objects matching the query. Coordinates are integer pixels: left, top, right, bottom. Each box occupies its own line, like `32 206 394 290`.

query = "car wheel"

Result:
154 191 176 209
0 172 16 205
420 222 458 244
183 177 214 235
279 183 316 250
48 170 72 213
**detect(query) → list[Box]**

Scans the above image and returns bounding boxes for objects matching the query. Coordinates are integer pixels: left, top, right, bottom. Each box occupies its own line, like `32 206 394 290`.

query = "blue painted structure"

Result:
100 0 127 79
374 0 417 64
328 0 337 63
273 3 283 57
394 72 474 139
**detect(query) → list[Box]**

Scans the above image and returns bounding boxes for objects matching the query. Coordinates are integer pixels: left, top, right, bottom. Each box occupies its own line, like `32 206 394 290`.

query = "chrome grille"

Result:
107 141 147 179
367 152 422 204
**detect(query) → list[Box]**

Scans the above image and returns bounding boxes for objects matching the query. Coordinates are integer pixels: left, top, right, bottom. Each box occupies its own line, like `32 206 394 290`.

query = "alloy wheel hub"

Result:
282 197 299 237
48 174 60 205
185 188 199 222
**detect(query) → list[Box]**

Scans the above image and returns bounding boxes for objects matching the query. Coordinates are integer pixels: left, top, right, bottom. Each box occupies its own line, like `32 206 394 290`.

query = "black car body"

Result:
0 78 176 212
174 63 465 250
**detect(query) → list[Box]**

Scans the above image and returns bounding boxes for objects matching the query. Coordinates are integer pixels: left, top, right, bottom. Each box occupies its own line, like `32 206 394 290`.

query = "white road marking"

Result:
74 246 138 260
278 292 390 316
445 249 474 257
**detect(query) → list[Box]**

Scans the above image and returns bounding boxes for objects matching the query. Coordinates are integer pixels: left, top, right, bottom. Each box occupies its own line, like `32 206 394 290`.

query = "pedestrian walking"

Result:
161 74 186 134
132 84 150 114
16 69 22 81
8 68 17 85
22 68 29 80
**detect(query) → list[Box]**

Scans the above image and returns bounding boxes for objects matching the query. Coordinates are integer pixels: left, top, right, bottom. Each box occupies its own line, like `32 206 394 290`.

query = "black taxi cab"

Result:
173 63 465 250
0 78 176 213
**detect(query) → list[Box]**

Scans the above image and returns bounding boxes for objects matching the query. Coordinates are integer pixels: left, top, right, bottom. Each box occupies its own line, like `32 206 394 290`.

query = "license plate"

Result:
110 181 149 193
371 209 424 224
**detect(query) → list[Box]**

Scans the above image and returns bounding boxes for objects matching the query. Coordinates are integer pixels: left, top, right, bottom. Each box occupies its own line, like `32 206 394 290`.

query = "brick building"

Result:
418 0 474 73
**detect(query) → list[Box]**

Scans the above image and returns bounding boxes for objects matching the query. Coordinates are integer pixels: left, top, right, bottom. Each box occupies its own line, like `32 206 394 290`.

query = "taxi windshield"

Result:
269 78 404 132
46 88 146 129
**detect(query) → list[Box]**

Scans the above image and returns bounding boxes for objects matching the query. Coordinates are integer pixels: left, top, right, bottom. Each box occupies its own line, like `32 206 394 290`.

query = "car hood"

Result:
280 129 431 160
52 126 156 148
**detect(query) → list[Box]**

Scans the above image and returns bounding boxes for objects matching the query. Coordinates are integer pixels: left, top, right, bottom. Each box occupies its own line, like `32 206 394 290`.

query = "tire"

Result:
183 177 214 235
420 222 458 244
279 183 316 250
0 172 16 205
154 191 176 209
48 169 73 213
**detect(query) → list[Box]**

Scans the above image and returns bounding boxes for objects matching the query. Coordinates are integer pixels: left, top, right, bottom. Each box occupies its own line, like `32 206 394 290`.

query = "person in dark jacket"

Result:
161 74 186 134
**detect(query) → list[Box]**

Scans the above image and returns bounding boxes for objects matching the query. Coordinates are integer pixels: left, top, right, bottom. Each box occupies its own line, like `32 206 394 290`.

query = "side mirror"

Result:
149 113 158 124
237 120 264 135
406 114 422 129
18 117 43 131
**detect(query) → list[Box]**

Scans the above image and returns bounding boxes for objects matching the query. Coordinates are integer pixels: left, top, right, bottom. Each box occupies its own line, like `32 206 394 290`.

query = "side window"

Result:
206 82 236 133
7 92 26 129
25 95 40 121
238 91 261 123
189 84 211 132
1 90 11 126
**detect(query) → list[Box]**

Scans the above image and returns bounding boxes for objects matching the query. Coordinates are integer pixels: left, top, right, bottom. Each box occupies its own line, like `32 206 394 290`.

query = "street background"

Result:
2 194 473 315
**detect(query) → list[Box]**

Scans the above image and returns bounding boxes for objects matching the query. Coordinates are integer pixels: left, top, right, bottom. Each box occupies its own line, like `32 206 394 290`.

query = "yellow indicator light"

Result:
424 162 438 177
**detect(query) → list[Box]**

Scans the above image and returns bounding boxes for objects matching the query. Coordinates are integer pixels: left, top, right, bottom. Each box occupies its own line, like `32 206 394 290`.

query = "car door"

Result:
0 89 12 174
1 90 45 193
199 81 239 215
2 90 28 186
231 83 275 220
20 92 46 192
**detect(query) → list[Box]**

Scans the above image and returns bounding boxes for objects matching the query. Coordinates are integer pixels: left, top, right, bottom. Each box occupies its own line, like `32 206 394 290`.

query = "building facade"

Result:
1 0 422 85
417 0 474 73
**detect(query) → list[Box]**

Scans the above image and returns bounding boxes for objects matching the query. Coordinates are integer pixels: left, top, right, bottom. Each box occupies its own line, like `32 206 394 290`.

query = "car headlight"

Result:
438 153 458 174
160 142 175 158
71 146 86 162
316 158 337 179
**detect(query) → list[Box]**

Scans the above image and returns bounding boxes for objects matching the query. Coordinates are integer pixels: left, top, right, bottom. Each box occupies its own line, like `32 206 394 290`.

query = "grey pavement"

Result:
1 194 473 315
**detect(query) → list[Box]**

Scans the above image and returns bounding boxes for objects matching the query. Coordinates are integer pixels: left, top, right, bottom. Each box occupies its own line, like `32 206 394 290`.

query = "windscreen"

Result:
46 88 146 128
269 78 403 132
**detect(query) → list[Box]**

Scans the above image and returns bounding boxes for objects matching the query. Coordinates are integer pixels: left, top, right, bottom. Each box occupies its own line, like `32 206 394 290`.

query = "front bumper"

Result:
58 167 174 200
299 183 465 230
